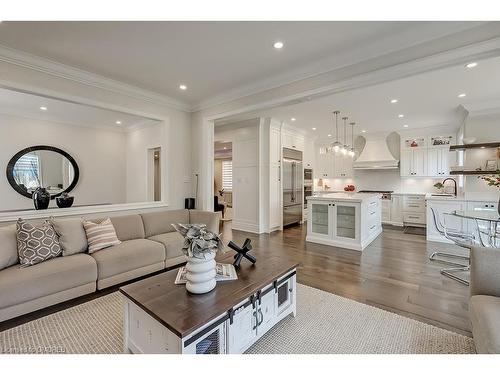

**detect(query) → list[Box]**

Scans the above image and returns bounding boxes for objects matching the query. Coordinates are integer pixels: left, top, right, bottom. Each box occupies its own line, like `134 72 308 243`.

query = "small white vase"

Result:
185 252 217 294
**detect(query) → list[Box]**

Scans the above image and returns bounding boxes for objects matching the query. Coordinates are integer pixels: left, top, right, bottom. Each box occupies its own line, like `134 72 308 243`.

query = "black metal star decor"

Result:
227 238 256 268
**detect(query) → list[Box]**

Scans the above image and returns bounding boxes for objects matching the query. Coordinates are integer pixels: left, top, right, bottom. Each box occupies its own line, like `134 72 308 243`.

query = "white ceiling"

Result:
0 88 159 130
0 21 485 107
217 55 500 138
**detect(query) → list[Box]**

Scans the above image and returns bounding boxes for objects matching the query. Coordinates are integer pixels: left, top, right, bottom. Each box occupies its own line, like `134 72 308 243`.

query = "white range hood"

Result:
353 132 399 170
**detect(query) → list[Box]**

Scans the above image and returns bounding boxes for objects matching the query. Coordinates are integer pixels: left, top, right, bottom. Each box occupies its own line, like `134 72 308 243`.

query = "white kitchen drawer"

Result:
403 195 425 202
403 200 425 212
404 212 426 224
367 222 379 236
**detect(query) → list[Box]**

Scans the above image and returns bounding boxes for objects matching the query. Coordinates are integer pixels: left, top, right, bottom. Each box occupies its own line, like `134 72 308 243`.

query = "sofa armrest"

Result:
189 210 220 234
470 246 500 297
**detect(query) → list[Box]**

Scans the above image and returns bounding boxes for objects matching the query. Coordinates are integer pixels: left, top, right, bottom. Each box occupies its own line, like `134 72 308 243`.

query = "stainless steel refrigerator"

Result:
282 147 303 227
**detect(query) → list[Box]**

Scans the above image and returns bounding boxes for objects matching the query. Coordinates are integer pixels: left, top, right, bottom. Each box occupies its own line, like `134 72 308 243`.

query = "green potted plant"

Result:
433 182 445 194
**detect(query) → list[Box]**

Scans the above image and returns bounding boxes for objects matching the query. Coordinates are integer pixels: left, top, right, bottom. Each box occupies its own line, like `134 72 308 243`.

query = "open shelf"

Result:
450 170 499 175
450 142 500 151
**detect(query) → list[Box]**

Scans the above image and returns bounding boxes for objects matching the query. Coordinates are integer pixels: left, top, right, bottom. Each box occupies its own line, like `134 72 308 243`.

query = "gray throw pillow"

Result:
49 217 88 256
0 224 18 270
16 219 62 267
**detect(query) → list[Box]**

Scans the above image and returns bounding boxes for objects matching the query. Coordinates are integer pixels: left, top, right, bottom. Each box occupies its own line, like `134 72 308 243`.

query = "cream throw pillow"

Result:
83 218 121 254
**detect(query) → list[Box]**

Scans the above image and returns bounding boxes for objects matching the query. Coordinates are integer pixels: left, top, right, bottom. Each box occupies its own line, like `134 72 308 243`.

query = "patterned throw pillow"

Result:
16 219 62 267
83 218 121 254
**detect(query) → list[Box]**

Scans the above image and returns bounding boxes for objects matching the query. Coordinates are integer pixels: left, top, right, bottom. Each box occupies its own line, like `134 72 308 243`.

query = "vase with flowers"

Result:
172 223 223 294
478 171 500 215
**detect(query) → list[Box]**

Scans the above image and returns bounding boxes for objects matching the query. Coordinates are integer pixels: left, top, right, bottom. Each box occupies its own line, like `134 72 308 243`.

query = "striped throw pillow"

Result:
83 218 121 253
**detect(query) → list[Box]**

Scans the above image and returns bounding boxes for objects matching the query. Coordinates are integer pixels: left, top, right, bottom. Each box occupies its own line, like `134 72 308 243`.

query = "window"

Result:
222 160 232 191
13 152 41 191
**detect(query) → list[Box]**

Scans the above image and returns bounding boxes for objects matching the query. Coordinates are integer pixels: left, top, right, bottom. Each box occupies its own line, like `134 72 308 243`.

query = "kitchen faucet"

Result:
442 178 457 197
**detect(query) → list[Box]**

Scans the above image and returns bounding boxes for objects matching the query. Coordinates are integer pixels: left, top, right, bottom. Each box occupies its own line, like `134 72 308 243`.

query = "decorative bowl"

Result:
56 195 74 208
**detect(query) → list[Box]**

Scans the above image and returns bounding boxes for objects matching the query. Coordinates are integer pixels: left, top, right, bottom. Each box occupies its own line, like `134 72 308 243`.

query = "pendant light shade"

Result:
349 122 356 157
330 110 342 153
341 117 348 155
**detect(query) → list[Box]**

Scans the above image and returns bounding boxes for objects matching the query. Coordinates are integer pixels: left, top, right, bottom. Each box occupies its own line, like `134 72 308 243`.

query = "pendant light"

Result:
349 122 356 157
341 117 348 155
330 111 342 153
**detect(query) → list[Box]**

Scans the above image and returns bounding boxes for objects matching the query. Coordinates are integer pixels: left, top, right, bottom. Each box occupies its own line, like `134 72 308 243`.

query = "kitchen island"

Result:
306 193 382 251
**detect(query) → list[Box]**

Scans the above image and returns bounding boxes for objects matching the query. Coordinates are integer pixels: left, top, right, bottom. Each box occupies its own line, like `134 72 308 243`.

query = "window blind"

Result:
222 160 232 191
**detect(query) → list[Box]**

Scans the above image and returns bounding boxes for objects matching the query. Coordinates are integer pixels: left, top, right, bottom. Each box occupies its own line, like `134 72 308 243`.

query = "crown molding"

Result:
0 44 192 112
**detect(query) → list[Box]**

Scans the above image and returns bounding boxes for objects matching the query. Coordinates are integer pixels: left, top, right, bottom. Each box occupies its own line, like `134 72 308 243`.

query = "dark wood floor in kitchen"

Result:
221 222 471 336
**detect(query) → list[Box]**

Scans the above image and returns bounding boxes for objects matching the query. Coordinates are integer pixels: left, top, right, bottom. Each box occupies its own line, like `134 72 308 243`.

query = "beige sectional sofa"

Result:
0 209 219 322
469 245 500 354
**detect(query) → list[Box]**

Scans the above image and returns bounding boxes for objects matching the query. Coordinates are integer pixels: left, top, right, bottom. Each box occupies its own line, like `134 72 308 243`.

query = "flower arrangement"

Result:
172 223 223 259
478 171 500 188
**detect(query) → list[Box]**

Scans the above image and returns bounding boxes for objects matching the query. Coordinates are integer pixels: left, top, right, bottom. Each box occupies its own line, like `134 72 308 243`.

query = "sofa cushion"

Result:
141 209 189 237
0 225 18 271
110 214 145 241
50 217 88 256
90 239 165 280
470 295 500 354
148 232 185 260
83 218 121 254
0 253 97 309
16 219 62 267
189 209 220 234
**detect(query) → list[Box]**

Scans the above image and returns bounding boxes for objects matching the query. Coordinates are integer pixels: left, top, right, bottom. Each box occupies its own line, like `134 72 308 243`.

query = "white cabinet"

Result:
227 303 256 354
381 199 391 223
402 194 426 226
401 148 427 177
269 126 281 231
315 148 334 179
390 195 403 225
282 130 304 151
307 195 382 251
334 155 353 178
428 148 450 177
303 138 315 169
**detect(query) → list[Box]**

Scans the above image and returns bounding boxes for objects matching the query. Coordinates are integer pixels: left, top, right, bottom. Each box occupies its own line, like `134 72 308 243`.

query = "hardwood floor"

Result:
220 222 472 336
1 222 471 337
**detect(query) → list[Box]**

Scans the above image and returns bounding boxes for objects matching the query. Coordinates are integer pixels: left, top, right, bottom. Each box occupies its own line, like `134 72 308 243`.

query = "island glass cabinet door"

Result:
333 202 360 242
309 201 333 238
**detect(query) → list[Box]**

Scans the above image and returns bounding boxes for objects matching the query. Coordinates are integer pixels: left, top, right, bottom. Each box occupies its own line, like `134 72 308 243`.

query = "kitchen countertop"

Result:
308 192 380 203
425 192 499 202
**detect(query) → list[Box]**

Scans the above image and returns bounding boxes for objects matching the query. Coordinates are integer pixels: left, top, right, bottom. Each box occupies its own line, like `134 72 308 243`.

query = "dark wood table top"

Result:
119 254 298 338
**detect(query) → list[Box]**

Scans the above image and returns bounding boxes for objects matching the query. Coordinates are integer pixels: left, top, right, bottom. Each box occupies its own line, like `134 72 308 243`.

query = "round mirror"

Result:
6 146 79 199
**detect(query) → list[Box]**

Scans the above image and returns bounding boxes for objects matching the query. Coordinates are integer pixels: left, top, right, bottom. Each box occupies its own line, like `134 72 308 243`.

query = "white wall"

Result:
0 113 127 210
215 119 261 232
0 59 192 210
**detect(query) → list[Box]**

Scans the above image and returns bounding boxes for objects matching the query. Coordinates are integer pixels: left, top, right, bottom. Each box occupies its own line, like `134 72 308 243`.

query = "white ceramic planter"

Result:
185 252 217 294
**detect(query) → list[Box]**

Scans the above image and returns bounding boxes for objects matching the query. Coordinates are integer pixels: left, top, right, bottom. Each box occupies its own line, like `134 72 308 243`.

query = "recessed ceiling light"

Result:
398 114 404 118
39 106 47 111
115 120 122 125
466 62 478 69
273 41 284 49
390 99 398 104
223 147 227 150
291 117 296 122
403 124 409 128
458 93 467 98
361 130 366 133
480 146 485 149
327 134 332 137
312 127 316 131
179 84 187 90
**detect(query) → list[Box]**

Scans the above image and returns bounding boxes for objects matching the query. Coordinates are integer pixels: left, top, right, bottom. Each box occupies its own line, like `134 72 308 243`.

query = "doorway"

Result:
214 141 233 221
147 147 161 202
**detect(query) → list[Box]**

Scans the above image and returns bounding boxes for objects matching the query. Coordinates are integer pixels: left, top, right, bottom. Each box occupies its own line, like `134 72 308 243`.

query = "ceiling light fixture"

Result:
398 114 404 118
390 99 398 104
341 117 349 155
115 120 122 125
403 124 409 128
273 41 284 49
330 111 342 152
328 134 332 137
361 130 366 133
291 117 296 122
458 93 467 98
39 106 47 111
312 127 316 131
466 62 478 69
348 122 356 157
179 84 187 90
